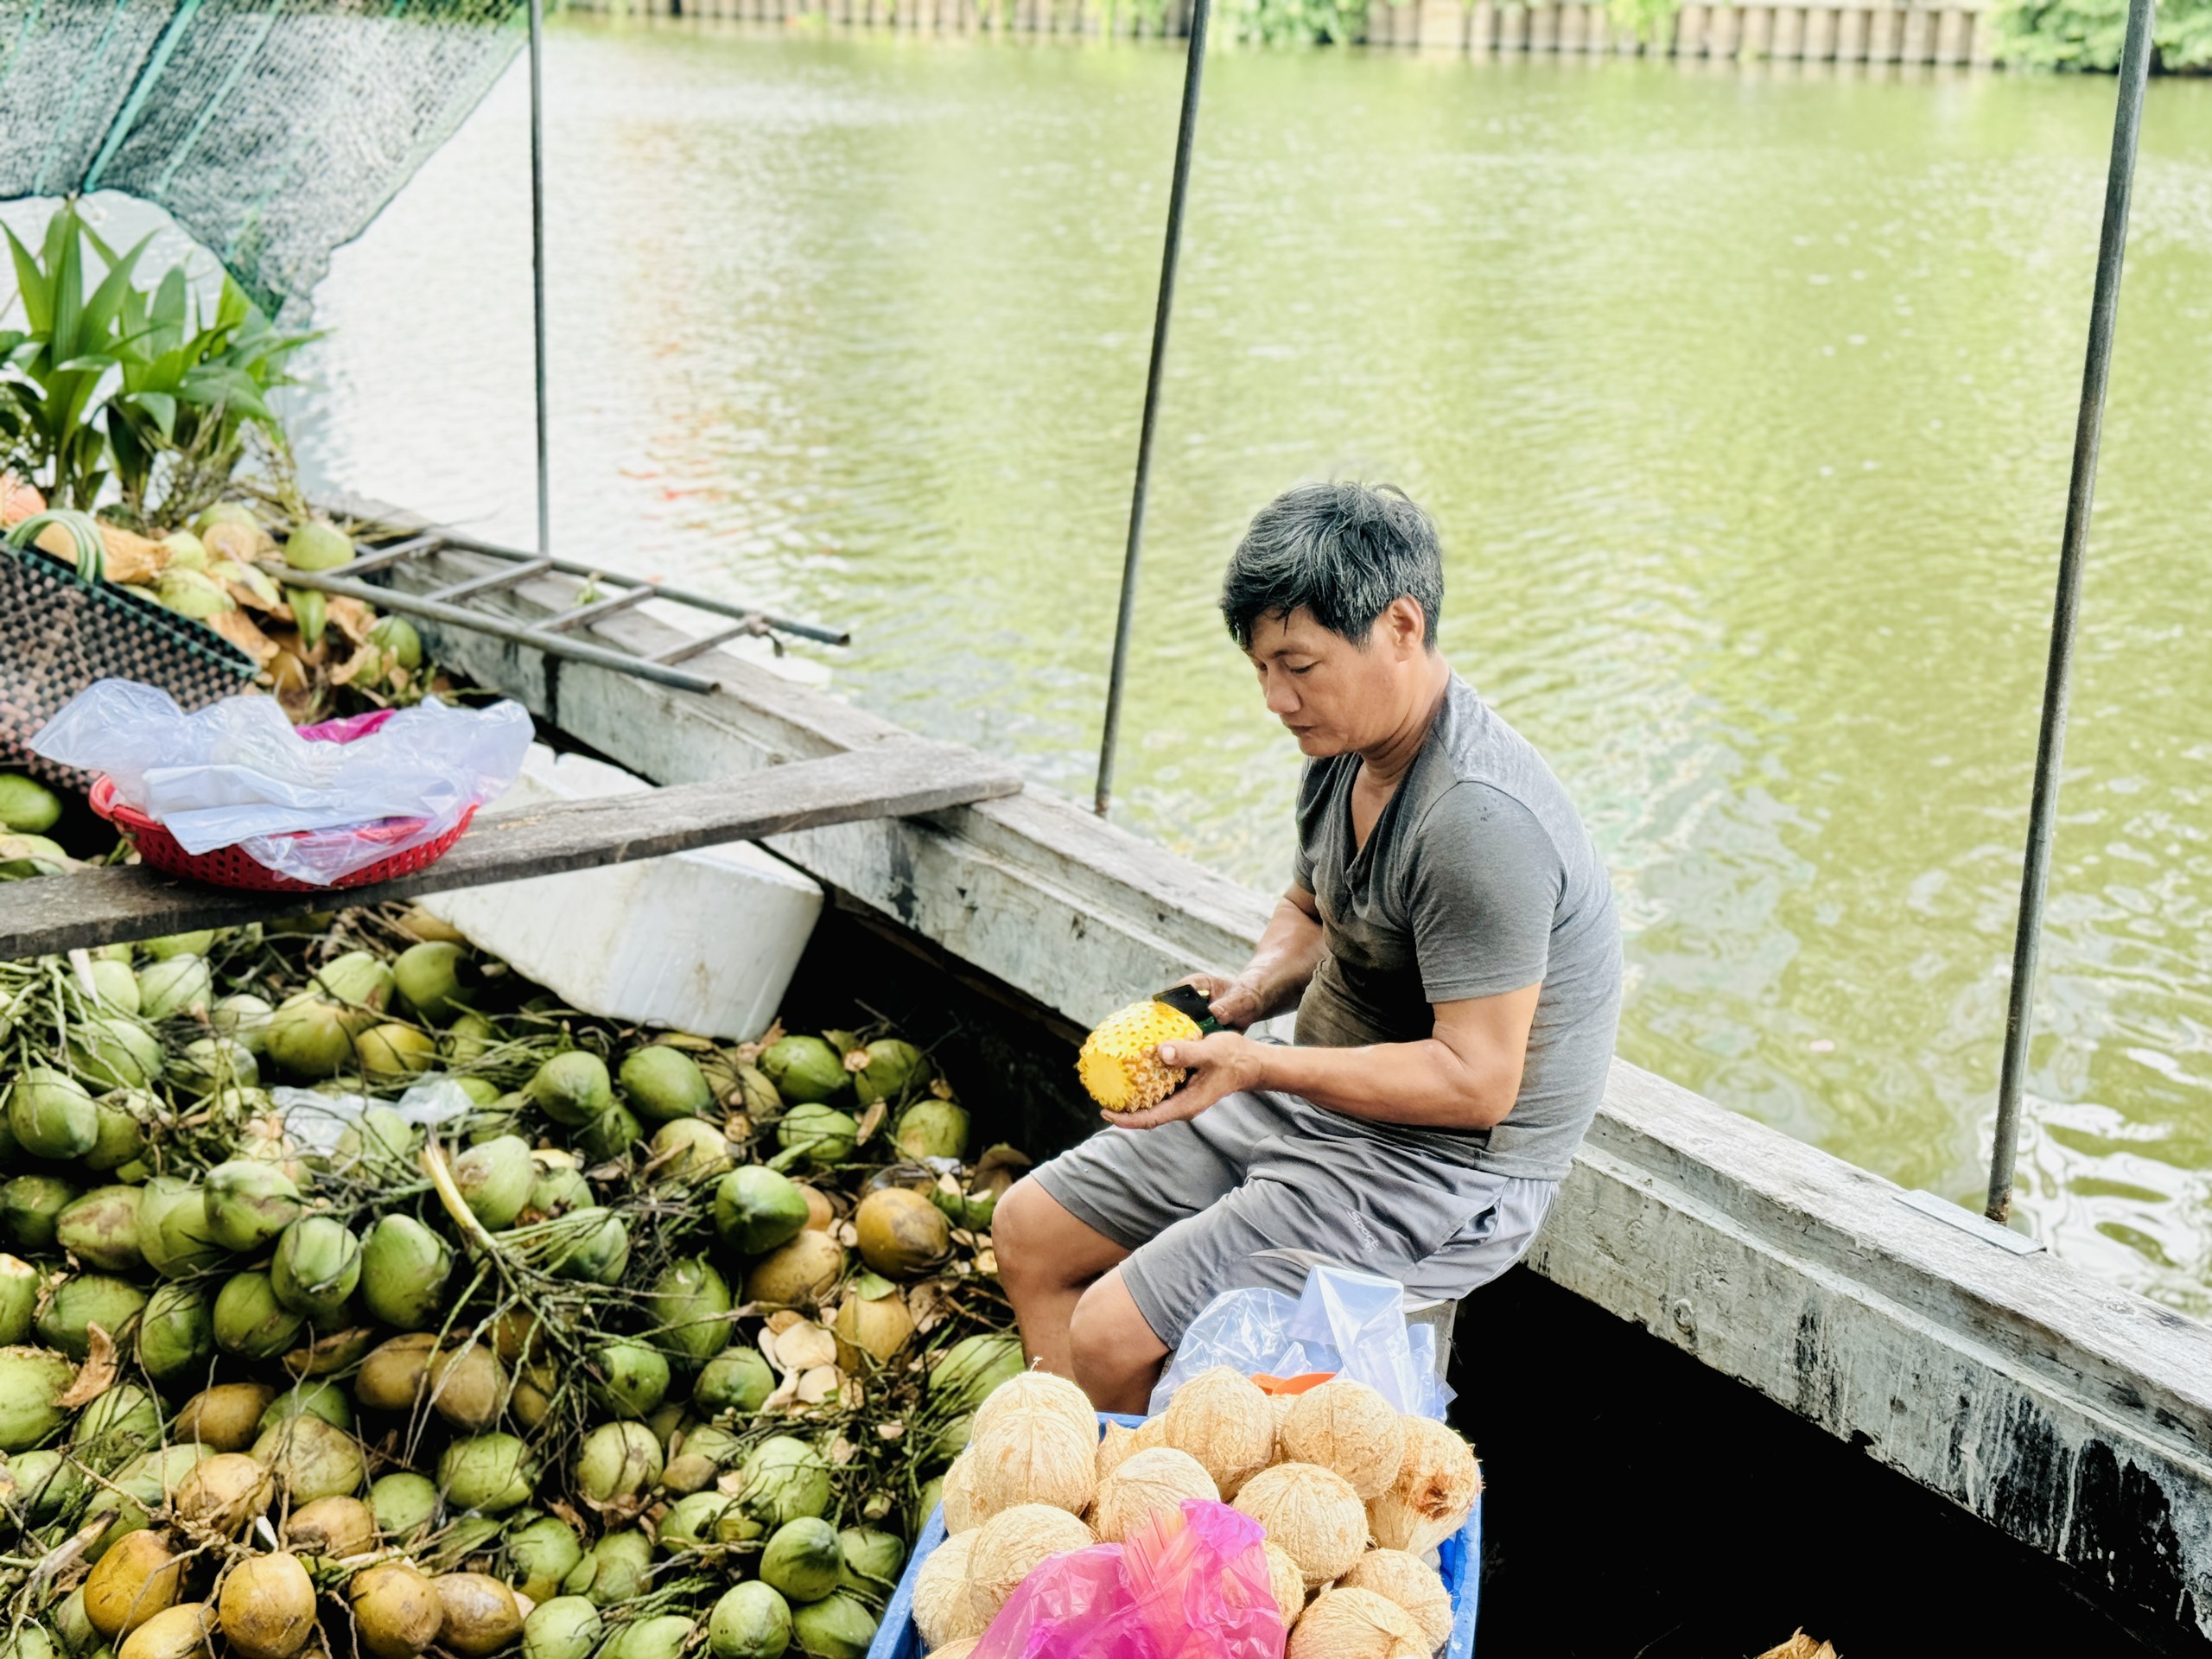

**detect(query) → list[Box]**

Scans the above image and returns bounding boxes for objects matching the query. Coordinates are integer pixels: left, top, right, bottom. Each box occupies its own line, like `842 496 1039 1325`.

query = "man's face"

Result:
1244 603 1423 757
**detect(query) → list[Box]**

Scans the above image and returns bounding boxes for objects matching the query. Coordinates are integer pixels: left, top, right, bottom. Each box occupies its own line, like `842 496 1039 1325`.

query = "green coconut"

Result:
574 1421 662 1508
309 950 396 1025
84 1094 149 1172
202 1161 302 1253
369 614 423 671
0 830 67 877
787 1592 877 1659
587 1340 670 1421
454 1077 503 1108
283 518 353 571
270 1217 362 1320
695 1345 777 1416
213 1271 307 1359
437 1433 536 1513
0 1629 54 1659
549 1209 630 1285
10 1068 98 1159
649 1117 733 1183
37 1273 148 1358
851 1039 931 1107
0 1254 39 1344
744 1230 846 1310
521 1598 601 1659
912 1475 944 1535
454 1135 534 1230
575 1103 644 1163
836 1527 906 1596
86 957 140 1014
526 1052 613 1127
359 1215 450 1330
12 1448 84 1522
563 1529 653 1606
893 1097 971 1163
252 1414 365 1502
601 1616 692 1659
931 1332 1026 1414
646 1256 732 1370
336 1105 416 1174
69 1382 162 1471
55 1186 143 1273
369 1471 442 1539
708 1583 793 1659
759 1516 842 1605
391 941 471 1022
140 930 217 960
772 1103 858 1170
265 995 353 1079
171 1036 255 1096
2 1174 78 1250
760 1036 849 1104
620 1046 713 1122
737 1436 831 1527
136 1177 226 1279
524 1166 590 1219
0 772 62 833
209 993 274 1056
135 955 211 1021
136 1281 214 1386
259 1380 354 1435
444 1010 497 1065
355 1023 436 1082
662 1424 746 1495
505 1515 583 1603
656 1490 752 1551
61 1018 162 1092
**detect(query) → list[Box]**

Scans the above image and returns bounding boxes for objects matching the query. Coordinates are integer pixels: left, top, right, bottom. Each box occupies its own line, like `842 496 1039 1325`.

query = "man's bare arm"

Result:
1188 886 1326 1030
1113 985 1541 1134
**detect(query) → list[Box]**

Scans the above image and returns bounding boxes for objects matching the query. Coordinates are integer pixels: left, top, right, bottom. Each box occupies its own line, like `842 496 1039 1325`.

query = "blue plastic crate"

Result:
868 1412 1480 1659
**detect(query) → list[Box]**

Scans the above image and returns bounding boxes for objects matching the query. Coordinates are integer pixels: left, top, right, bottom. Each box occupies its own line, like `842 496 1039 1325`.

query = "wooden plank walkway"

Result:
0 740 1021 959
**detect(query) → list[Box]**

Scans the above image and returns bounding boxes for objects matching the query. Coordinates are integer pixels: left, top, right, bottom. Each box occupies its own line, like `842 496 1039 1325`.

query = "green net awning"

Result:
0 0 526 312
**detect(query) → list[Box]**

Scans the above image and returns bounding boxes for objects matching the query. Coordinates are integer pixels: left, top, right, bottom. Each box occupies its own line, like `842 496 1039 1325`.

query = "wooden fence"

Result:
572 0 2003 67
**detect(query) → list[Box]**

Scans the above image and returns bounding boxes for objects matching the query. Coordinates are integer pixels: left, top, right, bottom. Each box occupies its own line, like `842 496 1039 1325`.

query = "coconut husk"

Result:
208 607 281 666
1755 1636 1839 1659
327 595 378 644
33 519 170 585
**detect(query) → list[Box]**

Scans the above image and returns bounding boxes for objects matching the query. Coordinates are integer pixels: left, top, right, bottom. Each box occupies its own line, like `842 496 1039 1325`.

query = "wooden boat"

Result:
12 507 2209 1656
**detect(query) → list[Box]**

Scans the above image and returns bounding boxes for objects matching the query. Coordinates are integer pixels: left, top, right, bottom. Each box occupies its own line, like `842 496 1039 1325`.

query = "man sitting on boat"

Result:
995 480 1624 1412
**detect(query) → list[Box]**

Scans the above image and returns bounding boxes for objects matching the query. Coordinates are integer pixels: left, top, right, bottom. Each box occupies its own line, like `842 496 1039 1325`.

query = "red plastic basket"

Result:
87 709 479 893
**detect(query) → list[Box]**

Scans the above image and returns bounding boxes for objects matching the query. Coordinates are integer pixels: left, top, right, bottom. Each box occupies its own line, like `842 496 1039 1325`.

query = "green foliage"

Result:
1995 0 2212 68
1216 0 1370 45
1607 0 1680 44
0 200 312 525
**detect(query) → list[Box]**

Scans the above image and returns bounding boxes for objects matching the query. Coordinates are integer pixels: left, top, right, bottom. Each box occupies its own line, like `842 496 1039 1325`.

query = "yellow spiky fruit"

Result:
1077 1000 1203 1112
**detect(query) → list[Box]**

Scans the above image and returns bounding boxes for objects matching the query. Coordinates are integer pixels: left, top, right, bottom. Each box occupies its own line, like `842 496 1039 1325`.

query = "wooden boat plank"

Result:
0 739 1020 957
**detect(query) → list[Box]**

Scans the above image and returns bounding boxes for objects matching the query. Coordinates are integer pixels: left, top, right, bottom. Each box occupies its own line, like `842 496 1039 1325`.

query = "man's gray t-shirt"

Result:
1290 675 1621 1181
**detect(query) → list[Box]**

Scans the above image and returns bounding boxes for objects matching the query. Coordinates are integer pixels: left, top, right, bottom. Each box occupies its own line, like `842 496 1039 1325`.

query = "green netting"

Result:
0 0 527 312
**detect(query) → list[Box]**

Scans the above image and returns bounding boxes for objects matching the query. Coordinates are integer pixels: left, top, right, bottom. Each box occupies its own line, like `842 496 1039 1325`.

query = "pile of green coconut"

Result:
0 906 1035 1659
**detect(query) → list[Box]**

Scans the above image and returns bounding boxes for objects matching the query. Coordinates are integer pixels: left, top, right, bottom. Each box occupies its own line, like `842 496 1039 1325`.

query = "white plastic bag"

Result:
270 1078 476 1156
31 680 531 884
1147 1262 1452 1421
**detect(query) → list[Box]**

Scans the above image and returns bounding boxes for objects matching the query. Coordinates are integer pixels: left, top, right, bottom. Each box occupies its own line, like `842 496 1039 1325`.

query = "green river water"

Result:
293 26 2212 1315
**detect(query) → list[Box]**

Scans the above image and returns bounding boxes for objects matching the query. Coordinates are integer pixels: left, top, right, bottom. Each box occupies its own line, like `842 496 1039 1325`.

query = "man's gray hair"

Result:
1219 480 1444 651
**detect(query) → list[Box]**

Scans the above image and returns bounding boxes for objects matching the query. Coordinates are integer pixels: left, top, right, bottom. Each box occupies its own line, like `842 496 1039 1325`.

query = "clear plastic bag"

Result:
972 1499 1283 1659
31 679 531 884
1148 1262 1452 1420
269 1079 477 1156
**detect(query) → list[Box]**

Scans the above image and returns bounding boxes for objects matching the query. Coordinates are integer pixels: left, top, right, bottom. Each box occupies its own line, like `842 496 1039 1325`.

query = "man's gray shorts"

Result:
1030 1089 1557 1347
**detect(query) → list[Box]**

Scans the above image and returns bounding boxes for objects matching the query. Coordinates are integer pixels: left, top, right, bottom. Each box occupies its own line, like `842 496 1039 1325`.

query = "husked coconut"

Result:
1286 1587 1426 1659
911 1530 984 1650
1131 1415 1168 1454
1095 1421 1140 1484
1341 1548 1452 1652
1365 1414 1480 1555
964 1504 1095 1621
1270 1394 1295 1459
940 1451 988 1534
967 1402 1095 1517
1232 1462 1368 1587
1162 1367 1274 1497
1280 1378 1406 1501
1090 1447 1217 1545
925 1643 981 1659
1262 1541 1308 1631
969 1369 1093 1443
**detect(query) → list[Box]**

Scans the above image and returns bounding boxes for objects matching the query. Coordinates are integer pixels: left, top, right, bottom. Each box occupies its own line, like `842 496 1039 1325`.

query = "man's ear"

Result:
1384 595 1427 658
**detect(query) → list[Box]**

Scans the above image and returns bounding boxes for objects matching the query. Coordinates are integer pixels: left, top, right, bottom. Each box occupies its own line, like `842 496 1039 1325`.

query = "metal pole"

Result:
527 0 551 560
1093 0 1213 818
1987 0 2157 1224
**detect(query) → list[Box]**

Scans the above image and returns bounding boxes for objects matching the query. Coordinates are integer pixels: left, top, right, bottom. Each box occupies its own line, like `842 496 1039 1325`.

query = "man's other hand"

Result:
1177 972 1265 1032
1107 1032 1264 1129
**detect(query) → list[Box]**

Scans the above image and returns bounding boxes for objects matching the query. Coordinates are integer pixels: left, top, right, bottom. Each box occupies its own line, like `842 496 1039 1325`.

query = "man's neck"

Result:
1357 656 1452 788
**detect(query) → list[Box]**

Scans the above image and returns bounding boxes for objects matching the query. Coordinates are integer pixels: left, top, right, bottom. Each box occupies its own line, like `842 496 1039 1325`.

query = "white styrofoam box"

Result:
424 744 822 1041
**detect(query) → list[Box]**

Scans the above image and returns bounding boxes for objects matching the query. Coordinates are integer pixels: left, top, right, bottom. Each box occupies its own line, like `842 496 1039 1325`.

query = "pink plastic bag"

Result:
971 1499 1286 1659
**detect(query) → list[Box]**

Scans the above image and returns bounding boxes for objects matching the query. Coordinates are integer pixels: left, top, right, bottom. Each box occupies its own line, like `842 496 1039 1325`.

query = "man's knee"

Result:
1069 1273 1166 1384
991 1177 1060 1290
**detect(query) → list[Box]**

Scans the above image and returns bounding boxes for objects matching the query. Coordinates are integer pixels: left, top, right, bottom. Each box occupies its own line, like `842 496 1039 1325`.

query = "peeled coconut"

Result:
84 1529 182 1637
350 1563 444 1659
176 1383 277 1452
433 1573 523 1658
1285 1587 1426 1659
968 1402 1096 1519
1162 1366 1276 1497
744 1229 845 1308
1091 1446 1218 1544
1365 1414 1480 1555
287 1494 377 1559
202 1161 302 1253
117 1603 213 1659
1096 1421 1141 1485
219 1552 316 1659
911 1529 984 1650
964 1504 1095 1625
173 1452 274 1535
1233 1462 1369 1587
1262 1541 1308 1631
1341 1548 1452 1650
853 1187 951 1279
939 1450 987 1534
1281 1377 1407 1502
